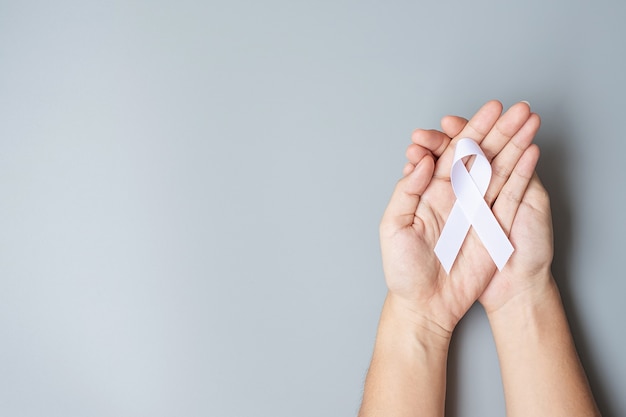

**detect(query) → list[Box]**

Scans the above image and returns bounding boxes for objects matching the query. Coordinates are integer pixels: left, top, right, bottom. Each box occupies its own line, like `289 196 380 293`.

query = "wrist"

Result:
379 293 452 352
484 273 601 417
361 293 451 417
485 270 559 323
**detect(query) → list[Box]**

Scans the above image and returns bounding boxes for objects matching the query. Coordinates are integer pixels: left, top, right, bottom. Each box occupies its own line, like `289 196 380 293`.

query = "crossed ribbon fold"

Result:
434 138 514 274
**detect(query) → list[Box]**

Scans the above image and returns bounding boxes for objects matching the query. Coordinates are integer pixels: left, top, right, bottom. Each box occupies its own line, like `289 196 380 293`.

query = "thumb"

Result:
381 155 434 232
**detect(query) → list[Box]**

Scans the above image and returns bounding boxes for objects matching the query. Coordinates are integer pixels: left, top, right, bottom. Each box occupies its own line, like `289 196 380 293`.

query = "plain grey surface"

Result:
1 1 624 416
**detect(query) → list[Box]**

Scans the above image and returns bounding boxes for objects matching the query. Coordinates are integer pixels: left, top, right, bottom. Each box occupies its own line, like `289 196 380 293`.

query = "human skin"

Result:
358 100 600 416
416 106 601 417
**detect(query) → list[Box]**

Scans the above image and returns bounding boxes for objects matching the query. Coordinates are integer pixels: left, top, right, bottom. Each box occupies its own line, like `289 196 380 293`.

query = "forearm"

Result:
487 274 600 417
359 294 451 417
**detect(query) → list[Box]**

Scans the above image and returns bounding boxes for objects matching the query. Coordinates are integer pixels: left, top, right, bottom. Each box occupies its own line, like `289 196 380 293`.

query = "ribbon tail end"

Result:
493 245 514 271
434 244 454 275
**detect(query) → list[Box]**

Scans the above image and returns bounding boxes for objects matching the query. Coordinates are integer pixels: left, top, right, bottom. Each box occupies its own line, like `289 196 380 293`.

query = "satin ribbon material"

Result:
434 138 513 273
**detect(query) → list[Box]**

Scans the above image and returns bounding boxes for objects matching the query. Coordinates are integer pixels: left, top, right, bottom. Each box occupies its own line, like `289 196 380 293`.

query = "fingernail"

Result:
520 100 531 108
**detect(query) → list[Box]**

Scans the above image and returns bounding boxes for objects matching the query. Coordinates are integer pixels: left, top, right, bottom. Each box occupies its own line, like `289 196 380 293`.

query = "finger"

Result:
492 144 540 235
433 100 503 179
440 115 468 139
410 128 451 158
484 112 541 205
480 101 532 161
451 100 503 143
405 143 433 166
381 155 435 231
402 162 415 176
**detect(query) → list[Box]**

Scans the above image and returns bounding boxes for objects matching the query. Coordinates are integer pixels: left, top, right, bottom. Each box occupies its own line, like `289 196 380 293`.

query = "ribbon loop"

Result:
434 138 513 273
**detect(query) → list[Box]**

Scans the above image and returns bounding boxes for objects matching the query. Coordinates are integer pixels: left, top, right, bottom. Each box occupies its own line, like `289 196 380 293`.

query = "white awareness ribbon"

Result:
434 138 513 274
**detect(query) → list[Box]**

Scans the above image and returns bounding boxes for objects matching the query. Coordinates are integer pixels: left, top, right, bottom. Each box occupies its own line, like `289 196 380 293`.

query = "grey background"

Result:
0 0 624 416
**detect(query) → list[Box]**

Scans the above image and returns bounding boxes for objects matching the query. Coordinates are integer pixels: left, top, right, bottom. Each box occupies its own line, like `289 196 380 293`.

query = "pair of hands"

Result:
380 101 554 336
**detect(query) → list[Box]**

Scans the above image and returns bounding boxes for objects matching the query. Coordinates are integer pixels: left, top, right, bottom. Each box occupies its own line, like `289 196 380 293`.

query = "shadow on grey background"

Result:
445 309 478 417
444 109 615 417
